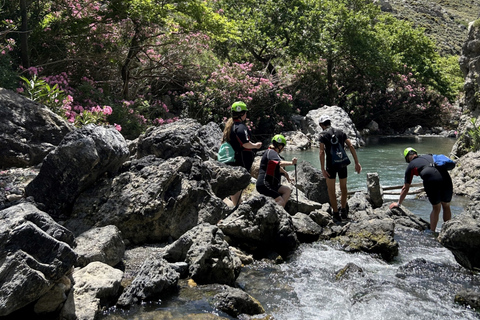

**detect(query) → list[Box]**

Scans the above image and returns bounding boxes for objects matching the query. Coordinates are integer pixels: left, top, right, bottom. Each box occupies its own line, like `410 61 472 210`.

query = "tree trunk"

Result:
20 0 29 68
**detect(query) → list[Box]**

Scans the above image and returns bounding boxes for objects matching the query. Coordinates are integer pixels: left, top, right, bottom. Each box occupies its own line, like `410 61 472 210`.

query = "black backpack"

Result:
328 128 351 168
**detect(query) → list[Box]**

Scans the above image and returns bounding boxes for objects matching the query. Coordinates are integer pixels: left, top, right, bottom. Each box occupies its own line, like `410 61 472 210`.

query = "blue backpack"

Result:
432 154 456 171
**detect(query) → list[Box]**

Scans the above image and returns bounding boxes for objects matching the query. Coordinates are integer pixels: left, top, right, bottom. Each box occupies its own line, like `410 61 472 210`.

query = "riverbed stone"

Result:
213 285 265 317
334 218 399 261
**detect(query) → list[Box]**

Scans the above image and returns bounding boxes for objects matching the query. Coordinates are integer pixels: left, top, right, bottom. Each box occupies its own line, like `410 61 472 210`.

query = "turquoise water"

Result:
282 135 469 230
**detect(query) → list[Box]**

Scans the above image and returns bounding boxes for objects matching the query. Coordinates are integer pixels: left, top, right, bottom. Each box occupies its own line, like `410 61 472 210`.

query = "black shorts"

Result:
235 150 255 172
423 173 453 205
326 166 348 180
256 183 281 199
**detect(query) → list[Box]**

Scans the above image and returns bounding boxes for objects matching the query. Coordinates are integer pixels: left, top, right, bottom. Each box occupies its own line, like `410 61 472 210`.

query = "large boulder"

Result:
0 203 77 316
136 118 222 160
0 88 73 169
294 160 329 204
450 150 480 197
438 194 480 270
64 156 246 244
25 124 130 217
217 196 299 258
160 223 242 286
304 106 364 148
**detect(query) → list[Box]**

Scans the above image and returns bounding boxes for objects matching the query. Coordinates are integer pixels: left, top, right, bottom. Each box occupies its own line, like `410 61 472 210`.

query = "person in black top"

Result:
221 101 262 206
389 147 453 232
318 115 361 222
256 134 297 207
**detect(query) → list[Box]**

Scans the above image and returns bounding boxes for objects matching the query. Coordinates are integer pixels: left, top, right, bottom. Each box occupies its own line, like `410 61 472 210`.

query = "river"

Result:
103 136 479 320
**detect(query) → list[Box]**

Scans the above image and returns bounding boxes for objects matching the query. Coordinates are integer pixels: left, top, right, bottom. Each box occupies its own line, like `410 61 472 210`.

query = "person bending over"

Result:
256 134 297 208
389 147 452 232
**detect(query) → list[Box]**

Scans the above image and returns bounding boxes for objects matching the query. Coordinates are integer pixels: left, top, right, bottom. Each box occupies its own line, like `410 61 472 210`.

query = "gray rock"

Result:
65 156 229 244
25 124 130 217
218 196 299 258
334 218 399 262
366 172 383 208
295 160 329 204
74 225 125 268
213 285 265 317
0 203 77 316
116 257 179 307
136 118 220 160
450 150 480 197
438 207 480 270
61 262 123 320
291 212 323 243
160 223 242 285
455 289 480 311
305 106 364 148
0 88 73 169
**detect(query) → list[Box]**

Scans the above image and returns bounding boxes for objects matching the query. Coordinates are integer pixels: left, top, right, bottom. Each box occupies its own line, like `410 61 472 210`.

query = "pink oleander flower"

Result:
114 123 122 131
103 106 113 115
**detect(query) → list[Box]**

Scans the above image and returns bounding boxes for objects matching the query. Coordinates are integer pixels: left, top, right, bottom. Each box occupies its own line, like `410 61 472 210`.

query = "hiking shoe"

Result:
340 207 348 219
332 211 342 223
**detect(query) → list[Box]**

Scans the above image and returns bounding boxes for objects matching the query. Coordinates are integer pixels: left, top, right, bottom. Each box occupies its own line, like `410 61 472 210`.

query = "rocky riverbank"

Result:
1 82 480 319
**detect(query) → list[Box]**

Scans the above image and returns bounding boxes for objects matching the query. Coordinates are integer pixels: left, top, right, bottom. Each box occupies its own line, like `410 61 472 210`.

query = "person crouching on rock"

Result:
256 134 297 207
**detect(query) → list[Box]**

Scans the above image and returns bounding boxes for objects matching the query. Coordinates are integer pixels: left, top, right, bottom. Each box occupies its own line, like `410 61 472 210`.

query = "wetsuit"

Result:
404 154 453 205
256 148 284 199
229 119 255 172
319 127 348 179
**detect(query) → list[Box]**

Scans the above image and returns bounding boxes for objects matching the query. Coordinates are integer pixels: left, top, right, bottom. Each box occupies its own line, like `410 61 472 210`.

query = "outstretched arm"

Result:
389 183 411 209
346 139 362 174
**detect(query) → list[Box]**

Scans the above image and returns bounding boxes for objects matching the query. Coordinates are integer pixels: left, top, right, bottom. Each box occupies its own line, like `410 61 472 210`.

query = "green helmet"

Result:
403 147 417 162
231 101 248 113
272 134 287 146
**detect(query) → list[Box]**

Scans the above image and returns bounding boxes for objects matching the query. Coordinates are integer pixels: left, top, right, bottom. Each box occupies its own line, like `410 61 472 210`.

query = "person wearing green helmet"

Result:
389 147 453 232
221 101 262 206
256 134 297 208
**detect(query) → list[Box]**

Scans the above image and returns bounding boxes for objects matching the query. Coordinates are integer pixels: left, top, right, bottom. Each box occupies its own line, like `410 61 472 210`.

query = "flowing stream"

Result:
104 136 479 320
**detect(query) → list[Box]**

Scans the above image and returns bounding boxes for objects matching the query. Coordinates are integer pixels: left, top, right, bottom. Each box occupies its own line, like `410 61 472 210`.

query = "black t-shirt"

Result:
229 120 252 153
404 154 443 184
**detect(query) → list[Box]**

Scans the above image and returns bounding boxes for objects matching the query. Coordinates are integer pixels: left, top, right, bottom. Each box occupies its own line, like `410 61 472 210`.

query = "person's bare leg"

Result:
441 202 452 223
275 196 286 207
279 185 291 207
430 203 442 231
230 190 242 206
326 178 338 212
339 178 348 209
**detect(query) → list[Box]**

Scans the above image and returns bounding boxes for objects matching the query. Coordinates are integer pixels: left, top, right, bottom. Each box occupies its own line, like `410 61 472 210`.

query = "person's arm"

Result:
389 183 411 209
319 143 329 178
243 141 262 149
345 138 362 174
280 157 297 167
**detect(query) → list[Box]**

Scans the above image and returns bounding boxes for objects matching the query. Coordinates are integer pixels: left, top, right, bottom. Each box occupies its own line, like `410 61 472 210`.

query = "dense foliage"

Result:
0 0 465 139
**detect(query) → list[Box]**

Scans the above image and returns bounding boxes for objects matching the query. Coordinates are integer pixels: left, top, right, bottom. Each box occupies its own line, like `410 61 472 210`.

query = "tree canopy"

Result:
0 0 463 138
